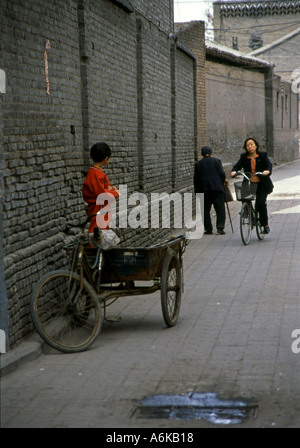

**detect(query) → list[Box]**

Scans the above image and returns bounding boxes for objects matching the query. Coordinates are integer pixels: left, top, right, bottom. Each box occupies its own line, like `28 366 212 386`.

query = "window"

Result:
249 33 263 50
276 91 280 109
232 36 238 50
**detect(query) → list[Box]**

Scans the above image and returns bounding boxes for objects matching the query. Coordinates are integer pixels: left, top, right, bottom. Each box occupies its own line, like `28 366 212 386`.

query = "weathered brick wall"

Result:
1 80 10 349
78 0 139 185
1 0 84 346
175 21 207 156
175 18 299 167
205 59 298 164
138 18 173 193
133 0 174 34
174 47 196 191
206 60 266 162
0 0 198 347
273 77 300 163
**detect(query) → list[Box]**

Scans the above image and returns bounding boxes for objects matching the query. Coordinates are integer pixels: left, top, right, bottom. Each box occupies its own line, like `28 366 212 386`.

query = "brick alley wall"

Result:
205 58 299 164
205 59 267 162
0 0 199 347
1 0 84 347
175 21 207 157
273 77 300 163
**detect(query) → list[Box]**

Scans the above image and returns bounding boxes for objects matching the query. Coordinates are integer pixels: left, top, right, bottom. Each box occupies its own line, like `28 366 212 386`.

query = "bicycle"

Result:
233 171 266 245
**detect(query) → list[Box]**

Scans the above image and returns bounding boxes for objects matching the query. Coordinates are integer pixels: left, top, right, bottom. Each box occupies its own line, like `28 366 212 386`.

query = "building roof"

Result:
213 1 300 19
206 39 273 69
249 26 300 56
214 0 281 3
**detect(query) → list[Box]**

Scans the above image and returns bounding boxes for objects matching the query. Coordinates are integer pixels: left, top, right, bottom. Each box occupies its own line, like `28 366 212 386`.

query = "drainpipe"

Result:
0 69 9 352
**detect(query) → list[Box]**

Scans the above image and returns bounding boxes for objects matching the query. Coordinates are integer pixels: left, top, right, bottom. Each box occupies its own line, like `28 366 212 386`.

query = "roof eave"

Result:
206 44 273 70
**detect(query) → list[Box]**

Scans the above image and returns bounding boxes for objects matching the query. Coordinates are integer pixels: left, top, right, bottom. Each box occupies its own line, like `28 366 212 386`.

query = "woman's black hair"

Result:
90 142 112 162
243 137 260 153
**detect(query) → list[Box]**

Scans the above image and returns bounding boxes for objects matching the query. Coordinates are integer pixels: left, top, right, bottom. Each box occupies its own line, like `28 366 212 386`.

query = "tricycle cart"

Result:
30 219 187 353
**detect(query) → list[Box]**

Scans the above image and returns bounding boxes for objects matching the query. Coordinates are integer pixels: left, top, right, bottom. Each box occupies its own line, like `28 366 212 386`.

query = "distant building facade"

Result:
213 0 300 53
205 40 299 164
250 26 300 83
175 21 299 165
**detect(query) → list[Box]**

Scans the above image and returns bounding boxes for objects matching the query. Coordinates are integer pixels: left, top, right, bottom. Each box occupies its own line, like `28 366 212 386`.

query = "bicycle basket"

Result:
234 181 258 201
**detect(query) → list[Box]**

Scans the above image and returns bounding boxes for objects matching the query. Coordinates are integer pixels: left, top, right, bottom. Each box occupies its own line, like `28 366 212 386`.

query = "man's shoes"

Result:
263 226 270 234
204 229 226 235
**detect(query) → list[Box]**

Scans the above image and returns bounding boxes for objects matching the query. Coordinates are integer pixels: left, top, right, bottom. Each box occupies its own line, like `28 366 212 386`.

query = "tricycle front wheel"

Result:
161 250 182 327
31 270 103 353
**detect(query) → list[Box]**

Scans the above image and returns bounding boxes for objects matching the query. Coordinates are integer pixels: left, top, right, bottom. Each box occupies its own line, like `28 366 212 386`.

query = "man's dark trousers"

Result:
203 190 226 232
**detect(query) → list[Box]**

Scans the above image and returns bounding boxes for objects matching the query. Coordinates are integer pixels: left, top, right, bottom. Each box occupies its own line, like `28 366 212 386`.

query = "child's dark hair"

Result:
90 142 112 163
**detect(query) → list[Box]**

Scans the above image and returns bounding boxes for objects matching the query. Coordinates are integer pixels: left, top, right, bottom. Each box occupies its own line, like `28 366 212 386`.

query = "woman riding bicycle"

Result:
231 137 274 234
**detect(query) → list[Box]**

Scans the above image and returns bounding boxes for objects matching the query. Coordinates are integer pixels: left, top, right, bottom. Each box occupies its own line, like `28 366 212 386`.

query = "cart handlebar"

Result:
65 213 98 234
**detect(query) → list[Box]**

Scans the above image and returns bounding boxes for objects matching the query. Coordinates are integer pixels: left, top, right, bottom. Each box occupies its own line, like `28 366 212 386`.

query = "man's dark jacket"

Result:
194 156 226 193
232 151 274 194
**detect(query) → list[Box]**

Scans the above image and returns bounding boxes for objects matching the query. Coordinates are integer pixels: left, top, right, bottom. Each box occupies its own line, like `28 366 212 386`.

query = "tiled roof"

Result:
249 26 300 55
206 39 273 68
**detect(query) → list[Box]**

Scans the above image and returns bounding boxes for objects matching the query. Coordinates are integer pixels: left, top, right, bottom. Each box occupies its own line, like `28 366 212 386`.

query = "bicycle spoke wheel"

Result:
240 202 252 245
255 211 265 241
161 250 182 327
31 270 103 353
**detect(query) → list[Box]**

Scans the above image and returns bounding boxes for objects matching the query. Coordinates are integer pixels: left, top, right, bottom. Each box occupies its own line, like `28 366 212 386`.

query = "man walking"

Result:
194 146 226 235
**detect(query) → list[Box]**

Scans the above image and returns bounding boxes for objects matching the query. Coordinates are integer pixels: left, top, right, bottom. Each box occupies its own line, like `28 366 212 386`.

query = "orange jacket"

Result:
82 166 119 232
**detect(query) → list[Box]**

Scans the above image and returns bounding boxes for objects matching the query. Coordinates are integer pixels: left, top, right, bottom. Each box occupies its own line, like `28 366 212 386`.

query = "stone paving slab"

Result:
1 160 300 429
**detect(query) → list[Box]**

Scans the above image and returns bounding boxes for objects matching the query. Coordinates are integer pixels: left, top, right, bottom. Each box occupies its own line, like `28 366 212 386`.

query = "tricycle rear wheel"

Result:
161 250 182 327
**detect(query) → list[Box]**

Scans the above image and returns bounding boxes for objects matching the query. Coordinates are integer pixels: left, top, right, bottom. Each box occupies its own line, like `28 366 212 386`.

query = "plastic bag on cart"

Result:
89 228 120 250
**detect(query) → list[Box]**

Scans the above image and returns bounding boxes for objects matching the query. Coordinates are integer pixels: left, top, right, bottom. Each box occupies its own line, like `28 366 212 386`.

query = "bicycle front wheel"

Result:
255 210 265 241
31 270 103 353
240 202 252 245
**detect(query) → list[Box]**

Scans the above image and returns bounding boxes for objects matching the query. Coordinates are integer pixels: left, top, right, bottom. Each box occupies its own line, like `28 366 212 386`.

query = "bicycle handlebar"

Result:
235 171 263 181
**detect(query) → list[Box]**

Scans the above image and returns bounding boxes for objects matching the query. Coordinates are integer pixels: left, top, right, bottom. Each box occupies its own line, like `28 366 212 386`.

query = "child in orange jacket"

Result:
82 142 119 237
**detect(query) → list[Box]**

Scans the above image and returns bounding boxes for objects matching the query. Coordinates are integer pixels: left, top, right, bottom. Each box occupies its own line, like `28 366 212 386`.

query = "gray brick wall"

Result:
205 60 266 162
176 20 298 166
174 48 196 190
0 0 198 347
205 59 298 164
132 0 174 34
273 78 300 163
